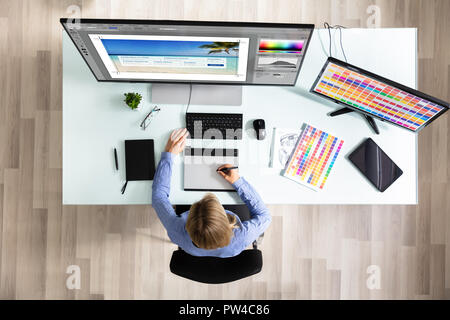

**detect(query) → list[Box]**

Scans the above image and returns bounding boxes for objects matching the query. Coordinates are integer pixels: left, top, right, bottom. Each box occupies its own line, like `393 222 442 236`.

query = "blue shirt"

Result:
152 152 272 258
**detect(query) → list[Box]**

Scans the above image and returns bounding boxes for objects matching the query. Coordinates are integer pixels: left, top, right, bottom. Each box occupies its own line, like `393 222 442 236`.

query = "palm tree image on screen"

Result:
198 42 239 54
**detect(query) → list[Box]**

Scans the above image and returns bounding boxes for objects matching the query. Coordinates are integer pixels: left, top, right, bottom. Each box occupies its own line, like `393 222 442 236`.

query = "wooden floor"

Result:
0 0 449 300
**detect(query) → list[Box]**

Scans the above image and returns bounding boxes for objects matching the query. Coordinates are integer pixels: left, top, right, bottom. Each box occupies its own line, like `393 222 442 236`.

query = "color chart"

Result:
313 62 445 132
258 39 304 53
282 124 344 191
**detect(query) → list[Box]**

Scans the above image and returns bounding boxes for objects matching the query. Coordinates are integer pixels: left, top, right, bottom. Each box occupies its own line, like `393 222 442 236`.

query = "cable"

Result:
338 26 347 62
323 22 347 62
185 83 193 114
324 22 332 57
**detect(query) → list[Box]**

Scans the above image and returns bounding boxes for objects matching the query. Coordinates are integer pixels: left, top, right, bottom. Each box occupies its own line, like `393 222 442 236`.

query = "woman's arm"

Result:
232 177 272 244
152 128 189 233
152 152 178 229
217 165 271 244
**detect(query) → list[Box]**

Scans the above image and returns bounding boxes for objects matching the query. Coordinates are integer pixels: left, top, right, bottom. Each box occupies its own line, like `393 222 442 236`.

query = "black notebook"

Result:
121 139 155 194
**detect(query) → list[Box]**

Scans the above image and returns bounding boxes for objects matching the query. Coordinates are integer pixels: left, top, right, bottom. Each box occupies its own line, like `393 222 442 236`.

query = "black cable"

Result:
324 22 348 62
338 26 347 62
185 83 193 114
324 22 332 57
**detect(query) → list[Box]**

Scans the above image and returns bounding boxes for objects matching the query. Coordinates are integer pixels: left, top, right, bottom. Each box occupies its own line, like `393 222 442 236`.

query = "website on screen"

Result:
89 34 249 81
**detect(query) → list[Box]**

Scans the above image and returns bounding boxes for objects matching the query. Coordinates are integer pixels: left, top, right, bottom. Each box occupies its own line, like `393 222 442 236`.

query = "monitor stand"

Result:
151 83 242 106
329 107 380 134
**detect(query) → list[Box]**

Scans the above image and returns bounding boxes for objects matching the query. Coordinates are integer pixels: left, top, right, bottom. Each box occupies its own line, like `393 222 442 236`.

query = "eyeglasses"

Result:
140 106 161 130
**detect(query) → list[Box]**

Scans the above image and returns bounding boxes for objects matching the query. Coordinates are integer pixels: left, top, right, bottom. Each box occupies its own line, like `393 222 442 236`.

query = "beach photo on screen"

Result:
89 34 250 81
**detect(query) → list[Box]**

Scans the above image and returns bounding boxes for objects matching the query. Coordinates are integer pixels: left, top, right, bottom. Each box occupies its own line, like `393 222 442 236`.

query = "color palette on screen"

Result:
313 62 446 132
258 39 304 53
283 124 344 191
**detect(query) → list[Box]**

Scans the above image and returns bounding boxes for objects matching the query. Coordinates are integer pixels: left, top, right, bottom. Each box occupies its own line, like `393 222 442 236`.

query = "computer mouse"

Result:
253 119 266 140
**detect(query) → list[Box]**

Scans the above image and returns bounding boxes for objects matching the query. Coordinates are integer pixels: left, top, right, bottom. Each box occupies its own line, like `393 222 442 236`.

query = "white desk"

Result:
63 28 418 205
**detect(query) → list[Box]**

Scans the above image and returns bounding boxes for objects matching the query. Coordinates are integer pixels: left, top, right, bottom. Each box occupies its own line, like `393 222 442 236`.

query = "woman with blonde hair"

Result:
152 128 271 258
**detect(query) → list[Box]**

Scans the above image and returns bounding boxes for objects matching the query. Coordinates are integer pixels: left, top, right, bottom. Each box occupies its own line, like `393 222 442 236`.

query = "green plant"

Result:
124 92 142 110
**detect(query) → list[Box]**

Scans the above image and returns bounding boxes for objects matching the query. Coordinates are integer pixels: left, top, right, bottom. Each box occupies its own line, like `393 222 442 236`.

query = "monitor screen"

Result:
61 19 314 85
311 58 449 132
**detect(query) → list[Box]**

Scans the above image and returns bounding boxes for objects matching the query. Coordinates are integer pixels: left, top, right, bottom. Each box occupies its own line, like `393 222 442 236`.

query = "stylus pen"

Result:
217 166 238 172
114 148 119 170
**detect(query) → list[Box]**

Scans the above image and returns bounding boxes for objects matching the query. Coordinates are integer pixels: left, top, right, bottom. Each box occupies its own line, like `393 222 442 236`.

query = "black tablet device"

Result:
348 138 403 192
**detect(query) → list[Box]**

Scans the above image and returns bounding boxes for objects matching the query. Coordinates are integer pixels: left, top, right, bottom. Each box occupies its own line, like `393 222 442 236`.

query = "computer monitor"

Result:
61 18 314 86
60 19 314 86
311 57 449 133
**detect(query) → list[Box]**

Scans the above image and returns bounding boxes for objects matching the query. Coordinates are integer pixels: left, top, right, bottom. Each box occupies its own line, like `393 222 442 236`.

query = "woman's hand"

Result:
165 128 189 155
217 164 240 184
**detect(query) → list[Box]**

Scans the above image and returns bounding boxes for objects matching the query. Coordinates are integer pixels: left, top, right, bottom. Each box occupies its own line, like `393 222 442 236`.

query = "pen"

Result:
217 166 238 172
114 148 119 170
121 181 128 194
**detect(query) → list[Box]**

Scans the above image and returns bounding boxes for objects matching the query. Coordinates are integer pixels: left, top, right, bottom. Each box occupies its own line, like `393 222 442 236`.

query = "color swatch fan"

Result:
282 124 344 191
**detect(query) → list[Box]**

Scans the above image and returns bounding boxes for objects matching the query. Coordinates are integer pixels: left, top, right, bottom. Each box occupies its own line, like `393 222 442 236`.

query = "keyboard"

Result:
186 113 243 140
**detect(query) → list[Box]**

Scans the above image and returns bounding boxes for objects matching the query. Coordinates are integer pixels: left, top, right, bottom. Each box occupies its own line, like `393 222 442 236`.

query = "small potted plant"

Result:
124 92 143 110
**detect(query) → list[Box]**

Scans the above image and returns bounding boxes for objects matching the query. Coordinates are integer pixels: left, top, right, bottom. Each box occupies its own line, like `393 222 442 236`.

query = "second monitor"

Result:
311 57 449 133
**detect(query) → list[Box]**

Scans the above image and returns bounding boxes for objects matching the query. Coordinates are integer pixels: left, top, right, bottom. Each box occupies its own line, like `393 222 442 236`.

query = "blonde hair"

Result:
186 193 237 250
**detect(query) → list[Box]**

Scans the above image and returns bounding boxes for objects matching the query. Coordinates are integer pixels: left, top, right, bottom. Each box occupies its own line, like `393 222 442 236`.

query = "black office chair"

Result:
169 205 263 284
